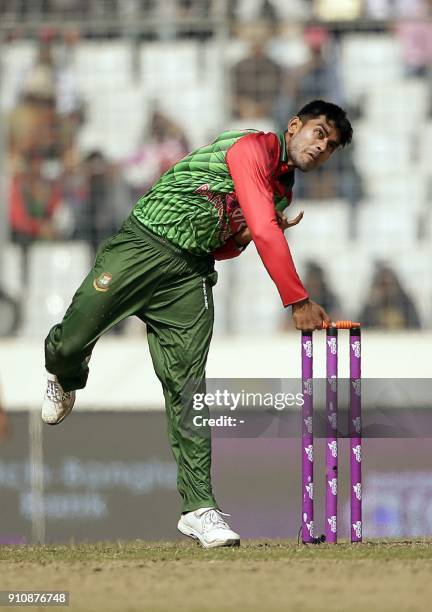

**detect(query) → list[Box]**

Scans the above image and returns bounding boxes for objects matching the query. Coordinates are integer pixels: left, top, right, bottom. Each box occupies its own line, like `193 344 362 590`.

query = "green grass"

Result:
2 540 432 611
1 538 432 563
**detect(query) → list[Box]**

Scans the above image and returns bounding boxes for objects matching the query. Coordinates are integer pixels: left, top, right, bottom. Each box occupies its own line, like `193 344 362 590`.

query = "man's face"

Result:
286 115 341 172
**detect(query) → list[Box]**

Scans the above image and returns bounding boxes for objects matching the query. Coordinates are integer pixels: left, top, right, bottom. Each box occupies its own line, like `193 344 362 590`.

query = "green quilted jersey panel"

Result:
132 129 257 254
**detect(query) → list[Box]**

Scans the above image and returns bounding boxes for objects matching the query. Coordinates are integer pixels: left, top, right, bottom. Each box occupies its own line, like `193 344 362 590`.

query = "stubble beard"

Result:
288 139 314 173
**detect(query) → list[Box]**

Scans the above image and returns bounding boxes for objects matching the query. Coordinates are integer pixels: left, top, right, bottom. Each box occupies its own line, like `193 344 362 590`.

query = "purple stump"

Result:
325 327 338 543
301 332 314 543
349 327 362 542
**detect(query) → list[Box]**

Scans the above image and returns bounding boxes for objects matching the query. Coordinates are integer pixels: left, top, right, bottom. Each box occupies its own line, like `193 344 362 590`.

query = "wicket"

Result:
301 321 362 544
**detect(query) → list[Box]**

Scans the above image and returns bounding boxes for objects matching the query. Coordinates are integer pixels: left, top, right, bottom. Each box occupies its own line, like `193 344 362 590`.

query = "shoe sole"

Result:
177 523 240 549
42 396 75 426
43 409 72 426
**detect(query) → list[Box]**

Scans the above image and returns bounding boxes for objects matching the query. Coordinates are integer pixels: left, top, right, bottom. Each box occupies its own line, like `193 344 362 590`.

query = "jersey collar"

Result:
278 131 288 164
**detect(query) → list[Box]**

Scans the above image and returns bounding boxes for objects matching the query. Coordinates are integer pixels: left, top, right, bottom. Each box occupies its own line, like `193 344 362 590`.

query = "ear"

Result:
287 116 303 137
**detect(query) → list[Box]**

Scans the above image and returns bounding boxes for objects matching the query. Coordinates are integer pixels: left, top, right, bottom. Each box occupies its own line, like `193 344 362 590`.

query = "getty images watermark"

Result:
182 378 432 438
192 389 305 428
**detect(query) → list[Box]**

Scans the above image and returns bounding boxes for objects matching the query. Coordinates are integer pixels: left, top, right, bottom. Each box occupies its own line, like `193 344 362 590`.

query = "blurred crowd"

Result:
281 260 422 331
6 33 191 266
1 2 431 334
2 0 432 24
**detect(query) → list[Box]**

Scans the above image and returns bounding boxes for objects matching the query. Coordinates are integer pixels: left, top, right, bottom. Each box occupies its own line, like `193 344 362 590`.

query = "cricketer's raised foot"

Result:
178 507 240 549
41 371 75 425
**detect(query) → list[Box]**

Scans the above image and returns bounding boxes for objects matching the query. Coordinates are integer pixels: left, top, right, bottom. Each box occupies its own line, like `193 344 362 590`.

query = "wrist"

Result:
233 233 243 247
233 232 251 247
292 298 309 311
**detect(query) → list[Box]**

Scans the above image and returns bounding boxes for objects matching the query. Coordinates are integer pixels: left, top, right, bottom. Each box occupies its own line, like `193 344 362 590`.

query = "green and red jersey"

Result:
132 129 308 306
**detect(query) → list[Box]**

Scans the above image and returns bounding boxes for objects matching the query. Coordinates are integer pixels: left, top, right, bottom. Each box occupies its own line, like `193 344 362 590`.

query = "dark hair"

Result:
297 100 353 147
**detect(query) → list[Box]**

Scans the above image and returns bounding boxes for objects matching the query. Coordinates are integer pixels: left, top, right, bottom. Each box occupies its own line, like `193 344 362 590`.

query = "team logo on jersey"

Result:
195 184 240 241
93 272 113 292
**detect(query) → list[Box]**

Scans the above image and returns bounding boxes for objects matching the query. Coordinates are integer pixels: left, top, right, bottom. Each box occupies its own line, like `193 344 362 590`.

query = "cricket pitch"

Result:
1 539 431 611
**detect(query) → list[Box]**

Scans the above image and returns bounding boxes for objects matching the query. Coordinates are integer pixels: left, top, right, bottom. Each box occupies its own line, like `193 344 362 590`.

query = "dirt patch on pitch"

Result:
0 557 431 612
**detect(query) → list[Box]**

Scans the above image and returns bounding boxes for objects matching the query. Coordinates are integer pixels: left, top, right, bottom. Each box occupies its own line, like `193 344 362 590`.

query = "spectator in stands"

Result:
123 108 190 201
8 65 60 168
276 26 343 128
359 263 421 329
303 260 340 318
293 143 363 238
56 30 86 153
281 260 340 330
7 37 62 286
394 1 432 78
231 38 282 124
8 32 87 287
58 147 86 239
75 151 130 258
9 32 84 166
279 26 363 229
9 154 61 285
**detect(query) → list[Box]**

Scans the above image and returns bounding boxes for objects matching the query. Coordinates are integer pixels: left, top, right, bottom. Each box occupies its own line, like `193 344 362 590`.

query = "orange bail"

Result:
322 320 361 330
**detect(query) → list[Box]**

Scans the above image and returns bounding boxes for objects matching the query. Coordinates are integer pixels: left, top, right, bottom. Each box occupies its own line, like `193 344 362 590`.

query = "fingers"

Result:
275 210 285 226
286 211 304 228
318 306 332 325
276 210 304 230
292 300 331 332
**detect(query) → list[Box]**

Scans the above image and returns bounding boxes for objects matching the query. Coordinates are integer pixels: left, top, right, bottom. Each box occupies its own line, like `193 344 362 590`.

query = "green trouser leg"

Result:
45 221 168 391
45 215 218 513
138 268 218 513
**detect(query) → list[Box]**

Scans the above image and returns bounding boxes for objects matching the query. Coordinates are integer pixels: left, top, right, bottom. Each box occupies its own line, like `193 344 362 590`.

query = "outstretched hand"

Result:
276 209 304 230
292 299 331 332
233 210 304 247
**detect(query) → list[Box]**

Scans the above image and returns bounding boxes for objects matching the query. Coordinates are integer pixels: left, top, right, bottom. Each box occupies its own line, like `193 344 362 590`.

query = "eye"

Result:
315 128 324 138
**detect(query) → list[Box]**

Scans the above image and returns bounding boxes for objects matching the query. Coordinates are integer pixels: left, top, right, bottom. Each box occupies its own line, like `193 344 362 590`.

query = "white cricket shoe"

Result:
41 372 75 425
178 507 240 549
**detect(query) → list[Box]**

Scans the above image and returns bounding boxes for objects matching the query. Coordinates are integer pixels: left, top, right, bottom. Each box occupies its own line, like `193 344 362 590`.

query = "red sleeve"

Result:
226 132 308 307
213 236 243 260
